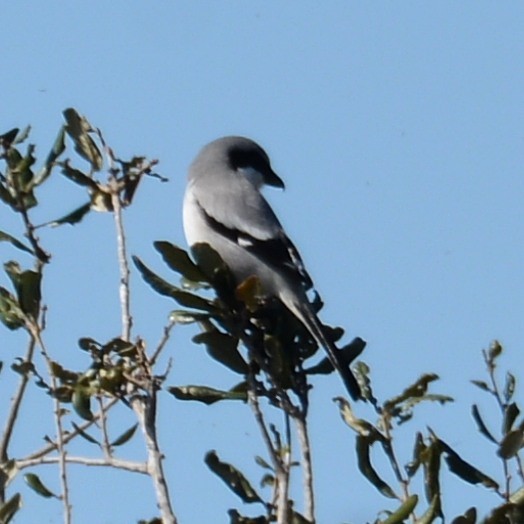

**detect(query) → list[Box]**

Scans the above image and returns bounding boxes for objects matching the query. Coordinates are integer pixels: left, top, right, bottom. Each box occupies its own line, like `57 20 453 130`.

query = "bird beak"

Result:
265 169 285 189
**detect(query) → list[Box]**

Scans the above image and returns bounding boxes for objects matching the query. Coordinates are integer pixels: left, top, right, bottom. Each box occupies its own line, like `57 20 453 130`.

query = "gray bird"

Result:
183 136 361 400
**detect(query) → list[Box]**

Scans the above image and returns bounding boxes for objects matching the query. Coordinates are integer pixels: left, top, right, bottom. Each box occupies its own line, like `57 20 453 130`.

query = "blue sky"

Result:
1 3 523 523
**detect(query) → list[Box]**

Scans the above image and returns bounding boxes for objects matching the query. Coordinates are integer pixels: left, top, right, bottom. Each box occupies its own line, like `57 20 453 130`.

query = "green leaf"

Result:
510 486 524 504
503 402 520 435
0 287 25 330
190 242 235 293
193 330 248 374
378 495 418 524
60 161 99 189
498 428 524 459
7 144 36 190
438 438 498 489
3 145 38 210
334 397 380 437
405 432 426 478
4 262 41 319
205 450 262 504
355 435 396 498
228 510 268 524
415 495 441 524
384 373 440 410
63 108 103 171
101 337 137 355
0 493 22 523
50 361 78 382
72 386 94 421
504 372 516 403
24 473 57 498
0 128 20 148
78 337 101 353
384 374 452 423
306 337 366 376
18 270 41 319
169 385 247 405
471 404 497 444
133 256 218 312
169 310 209 324
254 456 272 471
488 340 503 363
11 359 36 376
47 202 91 227
420 438 442 513
13 126 31 145
451 507 477 524
0 181 16 207
470 380 491 393
34 126 66 185
71 422 100 446
110 423 139 447
0 230 34 255
154 241 208 283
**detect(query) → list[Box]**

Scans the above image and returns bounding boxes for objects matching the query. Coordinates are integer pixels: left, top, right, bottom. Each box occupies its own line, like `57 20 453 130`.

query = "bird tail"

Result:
281 292 362 400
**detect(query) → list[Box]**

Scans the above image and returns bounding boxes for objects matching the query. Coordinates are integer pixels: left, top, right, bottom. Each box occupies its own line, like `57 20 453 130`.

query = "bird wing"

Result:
191 176 313 289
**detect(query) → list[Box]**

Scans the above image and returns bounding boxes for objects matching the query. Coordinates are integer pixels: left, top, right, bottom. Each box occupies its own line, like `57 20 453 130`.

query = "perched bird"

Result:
183 136 361 400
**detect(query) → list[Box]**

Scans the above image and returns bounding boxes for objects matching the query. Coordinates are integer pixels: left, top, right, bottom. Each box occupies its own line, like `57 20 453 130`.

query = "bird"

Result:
183 136 361 400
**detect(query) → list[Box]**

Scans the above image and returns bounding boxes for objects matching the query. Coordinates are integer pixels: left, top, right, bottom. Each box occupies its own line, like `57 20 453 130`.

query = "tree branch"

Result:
132 395 177 524
16 455 147 474
110 177 132 342
29 324 71 524
0 336 36 462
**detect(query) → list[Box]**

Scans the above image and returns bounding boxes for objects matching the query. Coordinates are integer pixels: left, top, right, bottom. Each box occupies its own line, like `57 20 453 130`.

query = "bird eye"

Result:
229 148 269 173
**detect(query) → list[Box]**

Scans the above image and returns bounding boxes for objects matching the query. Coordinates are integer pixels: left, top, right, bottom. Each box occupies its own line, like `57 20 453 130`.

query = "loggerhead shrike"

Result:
183 136 361 400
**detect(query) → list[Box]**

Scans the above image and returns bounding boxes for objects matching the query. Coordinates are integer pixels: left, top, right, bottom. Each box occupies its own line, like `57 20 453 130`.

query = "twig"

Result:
381 417 409 500
0 336 36 462
29 324 72 524
109 177 132 342
17 194 50 264
97 397 112 458
247 383 289 523
16 455 147 474
23 398 119 462
150 318 176 366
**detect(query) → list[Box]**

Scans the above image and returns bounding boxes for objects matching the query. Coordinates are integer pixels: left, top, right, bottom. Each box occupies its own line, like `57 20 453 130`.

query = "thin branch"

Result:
132 395 177 524
24 398 119 462
248 385 289 523
0 336 36 462
16 456 147 474
96 397 112 458
15 188 50 264
293 413 315 523
381 417 409 499
150 318 176 366
109 177 132 342
29 324 71 524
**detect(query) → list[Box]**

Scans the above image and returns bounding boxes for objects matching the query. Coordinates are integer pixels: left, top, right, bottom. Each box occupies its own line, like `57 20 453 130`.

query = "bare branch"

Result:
132 395 177 524
150 318 176 366
17 455 147 474
29 324 72 524
97 397 112 459
109 176 132 342
23 398 119 462
293 413 315 522
248 384 290 523
0 336 36 462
